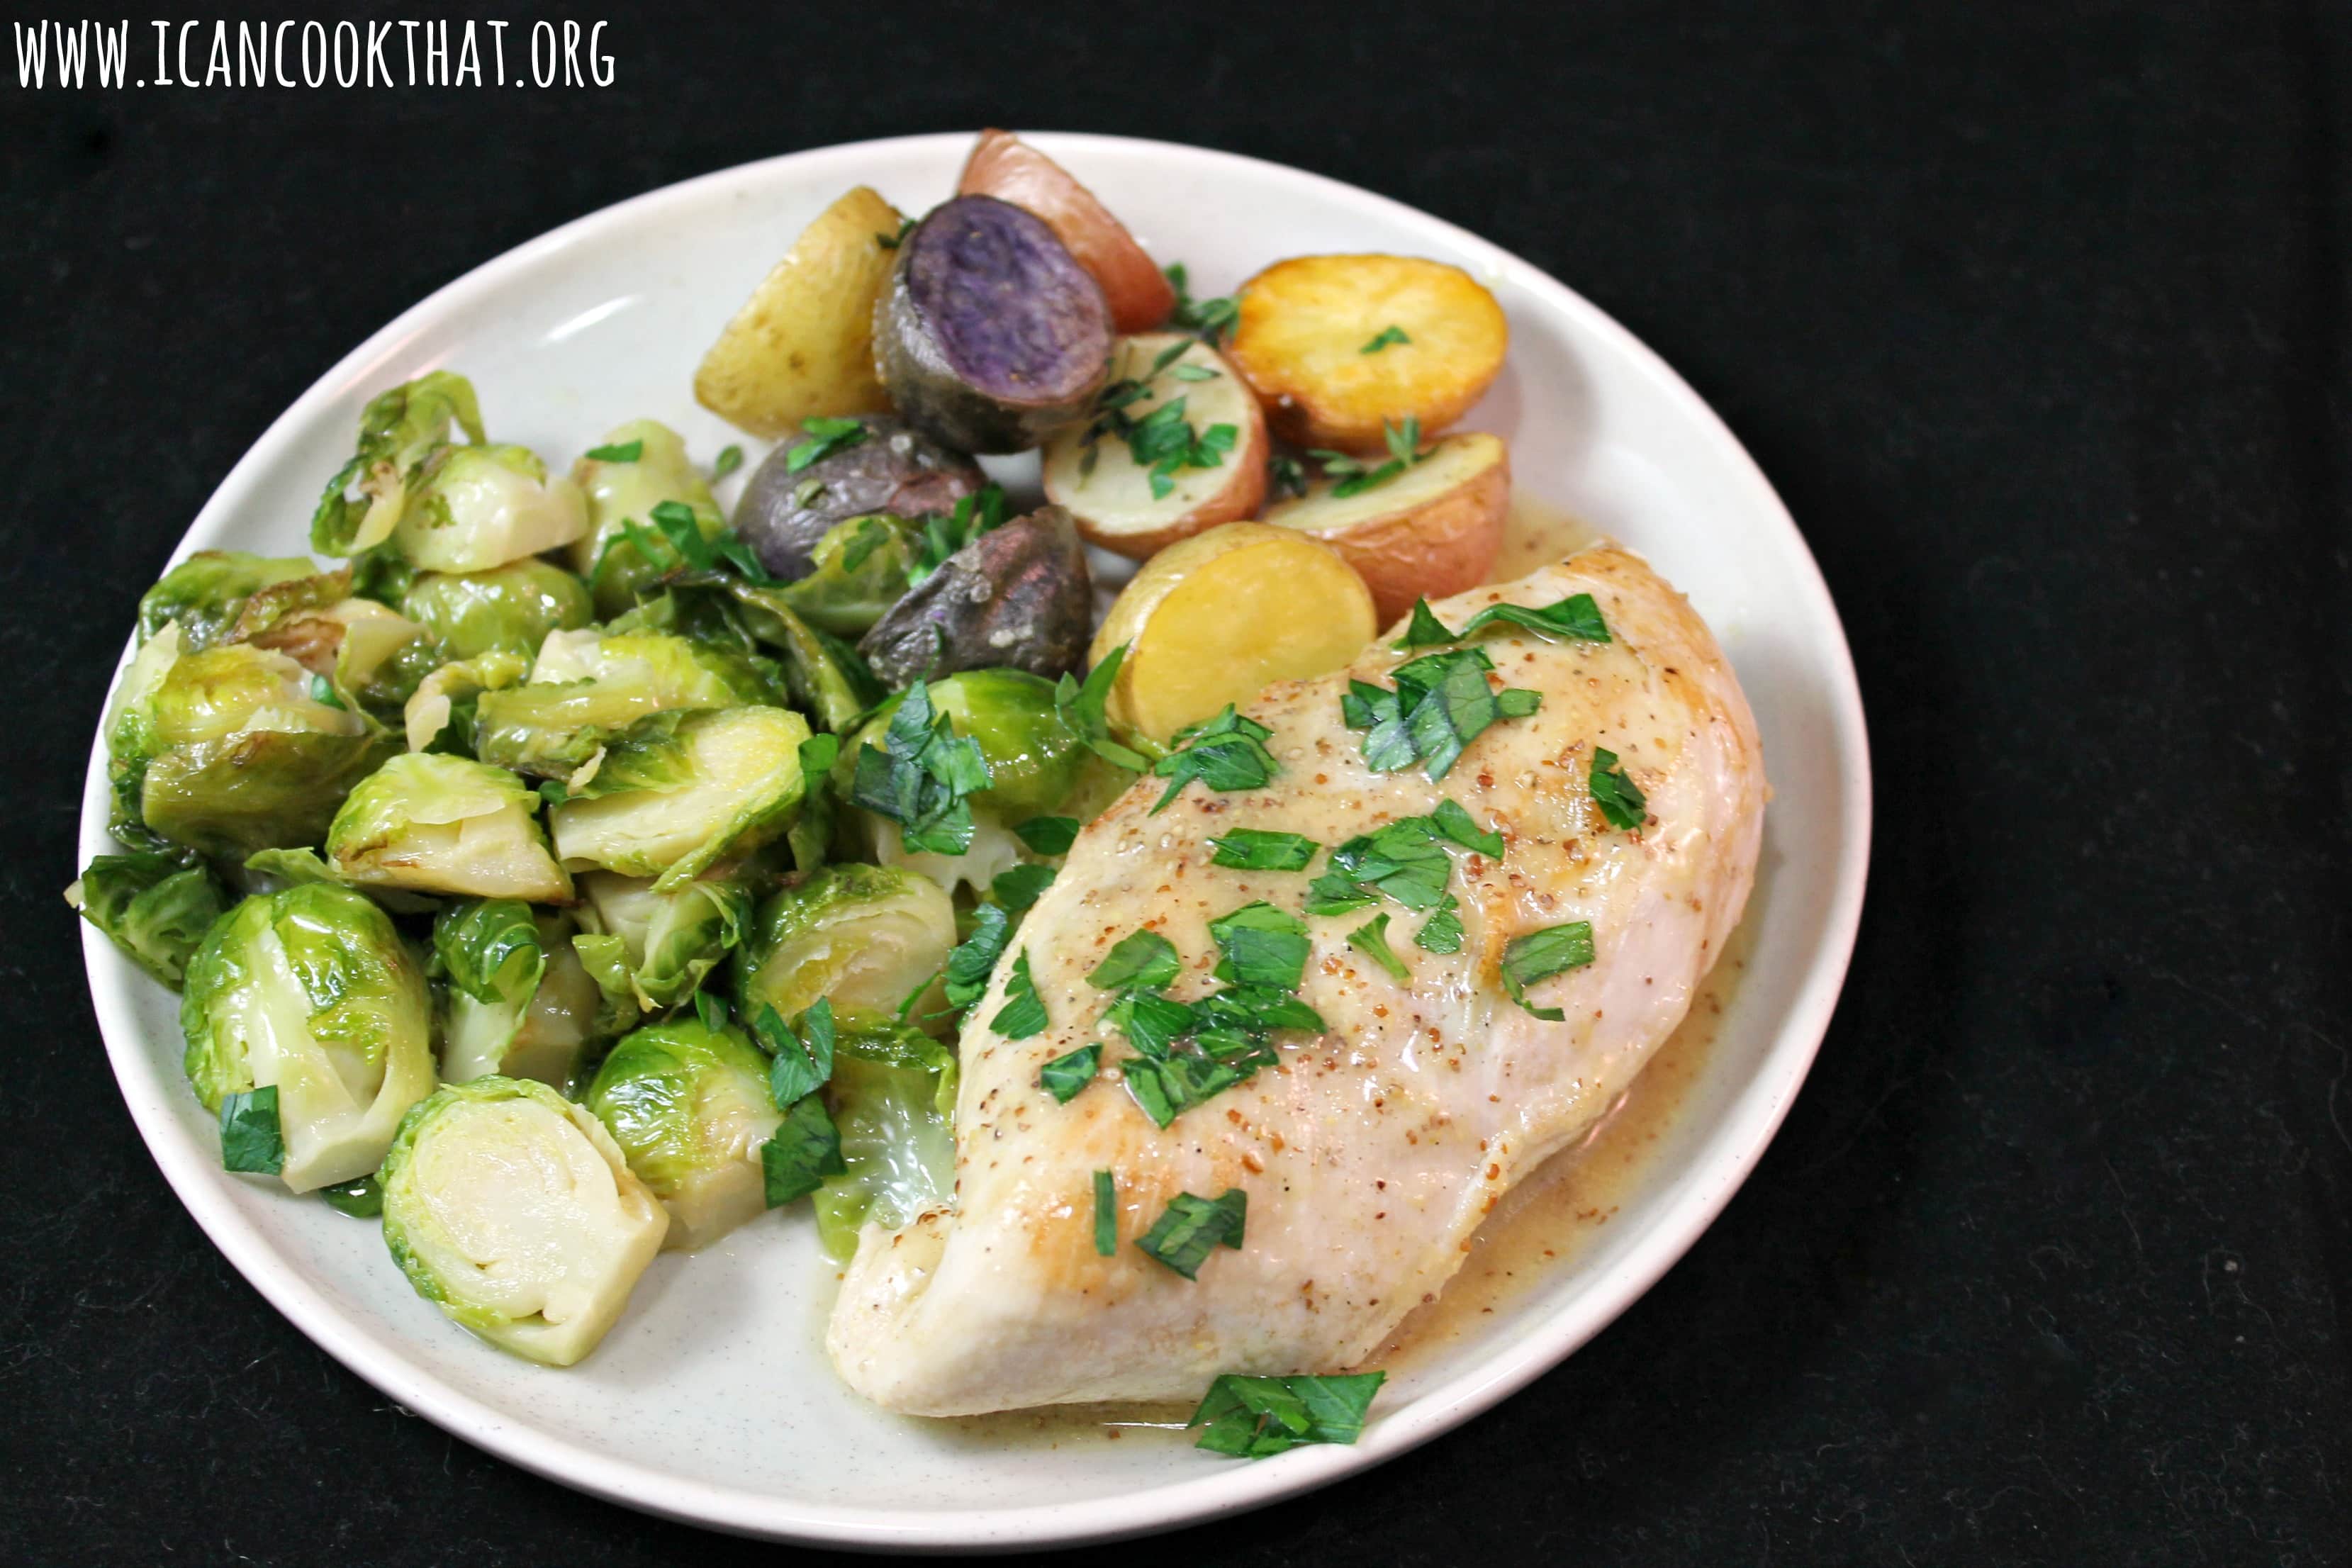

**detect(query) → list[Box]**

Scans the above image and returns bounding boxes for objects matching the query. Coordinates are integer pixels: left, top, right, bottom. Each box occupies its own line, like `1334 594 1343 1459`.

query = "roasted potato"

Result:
733 415 985 581
1227 254 1508 452
858 504 1094 686
694 186 905 439
957 130 1175 334
1040 333 1268 558
1087 522 1377 743
873 196 1113 454
1259 432 1509 622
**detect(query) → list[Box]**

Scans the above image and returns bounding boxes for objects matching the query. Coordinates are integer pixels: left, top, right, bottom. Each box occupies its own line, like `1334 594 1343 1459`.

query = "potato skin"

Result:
734 416 985 581
873 197 1113 454
857 504 1094 686
1262 435 1511 622
957 130 1175 334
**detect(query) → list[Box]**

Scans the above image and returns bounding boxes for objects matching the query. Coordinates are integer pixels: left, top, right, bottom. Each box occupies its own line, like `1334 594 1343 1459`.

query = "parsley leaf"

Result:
784 416 867 474
941 902 1012 1011
1416 894 1464 953
1012 815 1080 856
991 862 1057 912
761 1094 846 1206
1391 590 1612 650
583 439 643 463
992 950 1048 1038
1165 262 1240 343
1150 706 1279 812
1361 325 1411 353
1268 453 1309 500
756 998 836 1107
850 680 993 854
1316 818 1453 912
1431 797 1504 857
876 215 917 249
320 1176 381 1218
1189 1372 1386 1458
1500 922 1596 1019
1208 902 1311 992
1094 1169 1119 1255
1345 646 1541 780
1136 1188 1248 1279
1089 929 1183 992
1348 912 1410 980
1103 987 1198 1060
218 1085 284 1175
1043 1043 1102 1104
1313 418 1425 499
1209 828 1321 871
907 484 1007 586
712 443 744 481
1589 746 1647 830
1054 642 1152 771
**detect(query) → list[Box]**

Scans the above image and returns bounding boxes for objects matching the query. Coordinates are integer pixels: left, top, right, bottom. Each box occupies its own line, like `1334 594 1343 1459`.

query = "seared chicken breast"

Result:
828 544 1766 1414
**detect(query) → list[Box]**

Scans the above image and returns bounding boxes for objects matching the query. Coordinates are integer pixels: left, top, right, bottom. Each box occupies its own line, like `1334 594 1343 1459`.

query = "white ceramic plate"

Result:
77 133 1870 1550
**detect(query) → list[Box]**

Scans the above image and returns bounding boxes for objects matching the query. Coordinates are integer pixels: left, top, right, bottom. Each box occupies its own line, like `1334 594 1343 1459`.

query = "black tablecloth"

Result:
6 3 2346 1562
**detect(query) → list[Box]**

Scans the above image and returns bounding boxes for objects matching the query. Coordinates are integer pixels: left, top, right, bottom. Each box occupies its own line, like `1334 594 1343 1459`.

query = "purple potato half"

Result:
857 504 1093 687
873 196 1114 455
734 415 985 581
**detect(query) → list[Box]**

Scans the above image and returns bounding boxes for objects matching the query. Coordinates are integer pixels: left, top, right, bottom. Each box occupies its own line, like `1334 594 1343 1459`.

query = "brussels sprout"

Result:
569 420 727 617
733 864 956 1030
573 869 753 1012
179 885 436 1192
549 705 810 889
325 752 571 902
435 901 603 1086
379 1075 668 1366
473 627 775 778
812 1023 958 1262
239 846 443 915
403 649 529 754
138 550 320 651
773 515 917 637
313 371 486 557
65 849 230 988
583 1019 781 1250
392 443 589 575
274 598 435 715
108 629 397 857
399 561 593 661
715 584 881 734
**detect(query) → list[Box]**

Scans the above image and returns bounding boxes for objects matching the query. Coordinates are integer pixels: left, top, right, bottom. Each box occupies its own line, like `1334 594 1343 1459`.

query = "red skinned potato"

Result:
1041 333 1268 558
873 196 1114 454
957 130 1176 334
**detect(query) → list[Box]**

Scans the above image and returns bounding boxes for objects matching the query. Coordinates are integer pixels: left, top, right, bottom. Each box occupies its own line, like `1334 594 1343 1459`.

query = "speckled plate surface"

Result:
76 133 1871 1550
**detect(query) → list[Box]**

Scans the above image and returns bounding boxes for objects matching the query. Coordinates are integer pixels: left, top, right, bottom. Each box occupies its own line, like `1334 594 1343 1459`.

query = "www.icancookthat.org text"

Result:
15 18 615 90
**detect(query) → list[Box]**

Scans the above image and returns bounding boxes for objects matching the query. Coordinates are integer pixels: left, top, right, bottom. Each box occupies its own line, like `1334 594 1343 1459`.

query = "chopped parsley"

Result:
756 999 835 1107
583 438 643 463
850 680 993 855
1080 363 1238 498
711 443 744 481
1310 417 1425 499
1589 746 1647 830
320 1176 381 1219
1306 816 1452 915
784 416 866 474
1347 912 1410 980
991 950 1048 1038
1208 828 1321 872
876 215 917 249
1341 647 1540 780
1268 453 1309 500
1043 1044 1102 1104
1360 325 1411 353
1391 590 1612 650
1012 815 1081 856
1136 1188 1248 1279
1093 1170 1118 1255
1208 902 1311 991
1055 642 1151 771
218 1086 284 1175
939 902 1012 1012
1430 797 1504 857
1500 922 1596 1020
1416 895 1464 953
1150 707 1279 812
1189 1372 1385 1458
761 1094 845 1206
907 484 1007 586
307 673 346 712
1089 929 1183 992
990 862 1056 913
1165 262 1240 343
602 498 781 587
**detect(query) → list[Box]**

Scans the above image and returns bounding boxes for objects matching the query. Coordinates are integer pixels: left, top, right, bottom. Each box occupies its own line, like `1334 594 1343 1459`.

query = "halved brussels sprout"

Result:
179 885 435 1192
715 583 881 734
812 1022 958 1262
774 515 916 637
398 560 593 661
549 706 810 889
570 420 727 617
583 1019 781 1250
379 1075 668 1366
313 371 486 557
844 669 1085 821
403 649 530 754
325 752 571 902
138 550 320 651
435 900 602 1086
393 443 589 574
473 627 775 778
734 863 956 1027
108 629 396 857
573 868 753 1012
65 849 230 988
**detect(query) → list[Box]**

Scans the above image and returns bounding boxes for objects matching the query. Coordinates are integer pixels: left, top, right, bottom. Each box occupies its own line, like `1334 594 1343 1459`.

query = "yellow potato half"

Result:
1089 522 1377 743
693 186 904 439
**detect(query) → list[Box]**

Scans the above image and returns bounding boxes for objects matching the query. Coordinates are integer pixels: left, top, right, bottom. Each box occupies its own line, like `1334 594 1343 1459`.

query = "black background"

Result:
6 2 2348 1562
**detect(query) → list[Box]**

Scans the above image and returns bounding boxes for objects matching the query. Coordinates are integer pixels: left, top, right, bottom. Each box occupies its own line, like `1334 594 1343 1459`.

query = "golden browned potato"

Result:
693 186 905 438
1087 522 1377 742
1041 333 1267 559
1227 254 1508 452
1260 432 1509 622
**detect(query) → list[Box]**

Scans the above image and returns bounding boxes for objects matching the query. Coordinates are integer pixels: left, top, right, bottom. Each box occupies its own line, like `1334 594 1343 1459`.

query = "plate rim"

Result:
76 129 1873 1550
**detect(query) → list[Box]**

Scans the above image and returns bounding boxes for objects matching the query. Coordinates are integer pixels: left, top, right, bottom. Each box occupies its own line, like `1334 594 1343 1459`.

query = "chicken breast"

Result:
827 544 1766 1414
